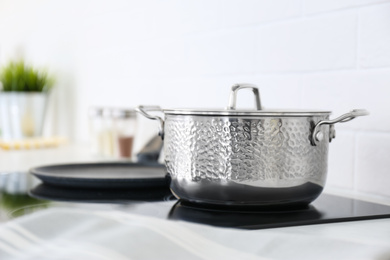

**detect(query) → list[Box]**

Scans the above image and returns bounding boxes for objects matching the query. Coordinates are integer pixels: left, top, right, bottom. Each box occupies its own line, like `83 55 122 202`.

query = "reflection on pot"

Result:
170 179 324 207
168 200 323 229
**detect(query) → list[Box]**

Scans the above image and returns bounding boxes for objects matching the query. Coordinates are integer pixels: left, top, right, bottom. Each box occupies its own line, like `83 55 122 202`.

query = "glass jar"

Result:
112 108 137 159
88 107 104 155
101 108 116 157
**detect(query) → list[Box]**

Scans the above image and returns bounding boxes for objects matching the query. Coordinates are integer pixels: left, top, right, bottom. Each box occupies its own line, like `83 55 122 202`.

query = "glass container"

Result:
113 108 137 159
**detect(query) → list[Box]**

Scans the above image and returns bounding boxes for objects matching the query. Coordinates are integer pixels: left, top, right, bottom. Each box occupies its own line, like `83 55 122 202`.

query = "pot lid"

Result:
163 108 331 117
163 83 331 117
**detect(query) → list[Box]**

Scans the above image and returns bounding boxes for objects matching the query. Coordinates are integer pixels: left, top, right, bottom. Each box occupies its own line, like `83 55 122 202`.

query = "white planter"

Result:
0 92 48 140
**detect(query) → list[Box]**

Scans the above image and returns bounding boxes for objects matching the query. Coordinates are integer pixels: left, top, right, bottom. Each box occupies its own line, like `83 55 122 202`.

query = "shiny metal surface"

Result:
311 109 369 146
165 115 329 206
227 83 262 110
137 83 368 206
163 109 332 117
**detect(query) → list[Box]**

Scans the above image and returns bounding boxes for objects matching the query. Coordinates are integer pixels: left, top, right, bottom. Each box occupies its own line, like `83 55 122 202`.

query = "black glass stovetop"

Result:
2 171 390 229
24 183 390 230
169 193 390 229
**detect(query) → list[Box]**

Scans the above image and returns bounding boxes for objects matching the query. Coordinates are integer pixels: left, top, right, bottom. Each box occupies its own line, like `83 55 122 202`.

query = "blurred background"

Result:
0 0 389 201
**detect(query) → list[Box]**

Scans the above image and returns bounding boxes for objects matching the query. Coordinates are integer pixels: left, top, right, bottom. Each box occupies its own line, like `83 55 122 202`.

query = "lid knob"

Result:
227 83 262 110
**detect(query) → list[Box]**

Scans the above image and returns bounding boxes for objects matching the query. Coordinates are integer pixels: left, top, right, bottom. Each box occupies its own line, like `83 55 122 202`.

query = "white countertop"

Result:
0 144 390 260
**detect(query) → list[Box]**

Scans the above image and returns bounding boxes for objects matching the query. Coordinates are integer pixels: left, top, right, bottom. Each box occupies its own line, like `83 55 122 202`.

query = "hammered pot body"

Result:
165 114 330 207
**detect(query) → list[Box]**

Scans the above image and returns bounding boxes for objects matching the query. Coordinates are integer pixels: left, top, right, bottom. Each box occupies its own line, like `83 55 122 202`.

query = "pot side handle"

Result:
311 109 369 146
135 106 165 139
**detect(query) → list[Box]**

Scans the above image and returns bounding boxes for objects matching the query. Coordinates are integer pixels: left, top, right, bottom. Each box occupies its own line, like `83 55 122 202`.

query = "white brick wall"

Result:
302 69 390 132
359 3 390 68
304 0 390 14
356 133 390 197
0 0 389 201
255 12 357 72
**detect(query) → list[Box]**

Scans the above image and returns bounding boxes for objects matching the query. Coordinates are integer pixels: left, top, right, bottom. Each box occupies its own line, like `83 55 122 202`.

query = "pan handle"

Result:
311 109 369 146
135 106 165 139
227 83 262 110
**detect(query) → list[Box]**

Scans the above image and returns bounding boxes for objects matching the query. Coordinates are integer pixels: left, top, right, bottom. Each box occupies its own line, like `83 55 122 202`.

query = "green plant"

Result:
0 60 54 92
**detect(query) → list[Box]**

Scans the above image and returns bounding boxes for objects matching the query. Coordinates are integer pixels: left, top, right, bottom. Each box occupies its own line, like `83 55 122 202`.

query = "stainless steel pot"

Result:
137 84 368 207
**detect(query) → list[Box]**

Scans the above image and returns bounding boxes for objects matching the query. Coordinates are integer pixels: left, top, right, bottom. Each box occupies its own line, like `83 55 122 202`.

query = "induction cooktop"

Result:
28 183 390 230
169 193 390 229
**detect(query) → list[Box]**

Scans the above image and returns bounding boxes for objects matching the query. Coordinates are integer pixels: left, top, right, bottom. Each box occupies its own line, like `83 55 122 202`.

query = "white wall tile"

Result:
304 0 390 14
219 0 302 26
186 29 256 76
304 0 356 14
147 0 302 37
80 0 303 41
326 131 355 190
81 9 155 49
359 3 390 68
255 12 357 73
358 0 390 6
356 133 390 198
302 69 390 132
